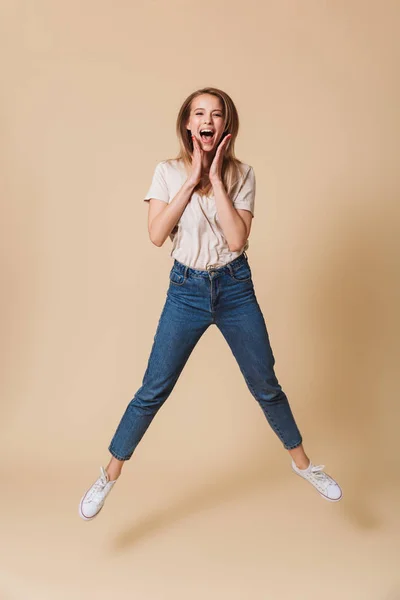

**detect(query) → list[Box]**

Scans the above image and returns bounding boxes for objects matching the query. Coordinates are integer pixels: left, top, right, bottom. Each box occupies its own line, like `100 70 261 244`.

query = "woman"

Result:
79 87 342 520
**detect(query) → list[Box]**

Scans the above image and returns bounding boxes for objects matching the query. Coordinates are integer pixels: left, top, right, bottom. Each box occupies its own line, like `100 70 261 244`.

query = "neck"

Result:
201 151 215 171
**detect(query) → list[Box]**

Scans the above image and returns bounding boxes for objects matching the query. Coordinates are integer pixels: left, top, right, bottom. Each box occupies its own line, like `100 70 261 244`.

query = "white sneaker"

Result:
291 460 343 502
79 467 117 520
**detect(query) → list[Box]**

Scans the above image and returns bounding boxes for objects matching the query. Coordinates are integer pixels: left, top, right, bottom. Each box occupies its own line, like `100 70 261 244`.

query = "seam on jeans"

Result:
169 265 189 286
284 438 303 450
226 262 252 282
173 253 247 278
240 371 285 439
108 445 131 461
239 369 302 449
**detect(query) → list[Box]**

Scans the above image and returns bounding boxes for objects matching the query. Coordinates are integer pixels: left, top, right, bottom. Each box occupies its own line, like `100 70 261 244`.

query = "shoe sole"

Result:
292 467 343 502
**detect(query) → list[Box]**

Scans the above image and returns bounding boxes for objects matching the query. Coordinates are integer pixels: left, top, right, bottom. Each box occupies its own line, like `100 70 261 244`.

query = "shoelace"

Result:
307 465 334 489
86 474 108 502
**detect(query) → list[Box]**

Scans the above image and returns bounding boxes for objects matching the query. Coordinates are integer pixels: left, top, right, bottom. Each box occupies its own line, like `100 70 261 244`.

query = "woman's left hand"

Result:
209 134 232 185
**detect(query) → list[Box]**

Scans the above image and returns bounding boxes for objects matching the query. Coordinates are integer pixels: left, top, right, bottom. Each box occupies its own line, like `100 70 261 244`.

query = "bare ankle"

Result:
295 459 311 470
106 456 125 481
106 468 121 481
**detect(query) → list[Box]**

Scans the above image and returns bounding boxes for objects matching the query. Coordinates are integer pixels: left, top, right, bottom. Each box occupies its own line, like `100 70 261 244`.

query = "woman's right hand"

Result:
186 135 203 187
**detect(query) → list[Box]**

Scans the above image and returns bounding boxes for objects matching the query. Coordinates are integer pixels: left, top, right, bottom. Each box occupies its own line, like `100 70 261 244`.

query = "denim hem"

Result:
284 439 303 450
108 445 131 461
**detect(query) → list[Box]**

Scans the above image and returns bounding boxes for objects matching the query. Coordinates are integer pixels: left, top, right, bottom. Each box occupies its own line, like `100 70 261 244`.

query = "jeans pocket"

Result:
169 267 186 286
230 261 252 282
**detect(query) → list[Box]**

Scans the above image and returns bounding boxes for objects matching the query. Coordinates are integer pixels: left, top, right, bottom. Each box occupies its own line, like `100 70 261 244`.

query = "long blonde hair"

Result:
166 87 248 198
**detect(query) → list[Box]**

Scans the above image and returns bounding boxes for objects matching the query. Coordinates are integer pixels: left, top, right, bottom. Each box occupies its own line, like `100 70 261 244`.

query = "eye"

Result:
195 112 223 116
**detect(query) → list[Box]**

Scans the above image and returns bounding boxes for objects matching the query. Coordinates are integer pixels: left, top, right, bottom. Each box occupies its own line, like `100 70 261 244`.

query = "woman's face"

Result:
186 94 226 152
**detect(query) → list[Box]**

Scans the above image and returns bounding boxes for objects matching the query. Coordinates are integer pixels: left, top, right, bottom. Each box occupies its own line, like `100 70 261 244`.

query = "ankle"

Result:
295 459 311 470
106 468 121 481
106 456 125 481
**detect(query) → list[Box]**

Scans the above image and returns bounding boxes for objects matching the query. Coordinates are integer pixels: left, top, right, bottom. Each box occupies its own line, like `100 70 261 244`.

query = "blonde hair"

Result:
166 87 248 198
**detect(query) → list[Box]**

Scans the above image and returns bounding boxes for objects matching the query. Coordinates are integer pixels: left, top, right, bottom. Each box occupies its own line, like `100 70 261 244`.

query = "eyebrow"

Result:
193 108 223 112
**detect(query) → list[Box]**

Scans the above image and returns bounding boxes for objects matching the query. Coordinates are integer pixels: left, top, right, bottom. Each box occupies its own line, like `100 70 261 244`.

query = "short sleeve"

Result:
143 161 169 204
233 166 256 217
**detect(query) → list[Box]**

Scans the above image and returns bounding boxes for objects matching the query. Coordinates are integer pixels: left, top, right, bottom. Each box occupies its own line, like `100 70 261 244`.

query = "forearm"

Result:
150 179 196 246
212 179 247 251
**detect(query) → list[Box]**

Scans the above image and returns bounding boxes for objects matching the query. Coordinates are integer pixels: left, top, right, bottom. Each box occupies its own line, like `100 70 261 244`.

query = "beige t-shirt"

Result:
144 158 256 270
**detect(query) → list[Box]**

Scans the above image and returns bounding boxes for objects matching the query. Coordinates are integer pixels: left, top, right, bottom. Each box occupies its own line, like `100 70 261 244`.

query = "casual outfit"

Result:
143 158 256 270
78 158 342 520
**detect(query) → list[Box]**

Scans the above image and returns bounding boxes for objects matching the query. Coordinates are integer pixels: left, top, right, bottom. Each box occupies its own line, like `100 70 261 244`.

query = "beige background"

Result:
1 1 399 598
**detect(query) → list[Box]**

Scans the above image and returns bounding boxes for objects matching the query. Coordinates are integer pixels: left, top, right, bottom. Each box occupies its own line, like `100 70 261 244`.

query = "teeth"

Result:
200 129 214 134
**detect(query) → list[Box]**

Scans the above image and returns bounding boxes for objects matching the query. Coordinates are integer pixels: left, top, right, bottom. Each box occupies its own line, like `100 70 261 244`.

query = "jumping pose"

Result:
79 87 342 520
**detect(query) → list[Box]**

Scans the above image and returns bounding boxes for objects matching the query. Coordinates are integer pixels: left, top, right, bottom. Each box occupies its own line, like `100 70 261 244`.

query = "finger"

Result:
222 134 232 148
193 134 202 149
193 138 203 163
215 142 225 157
216 134 230 152
192 135 200 155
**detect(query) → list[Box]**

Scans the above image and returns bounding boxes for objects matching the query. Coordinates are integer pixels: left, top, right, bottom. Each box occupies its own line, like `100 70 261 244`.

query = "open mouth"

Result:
199 130 215 144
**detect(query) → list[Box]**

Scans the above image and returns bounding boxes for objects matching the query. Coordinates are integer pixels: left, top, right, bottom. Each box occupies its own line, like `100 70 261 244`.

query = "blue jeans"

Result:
108 252 303 460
